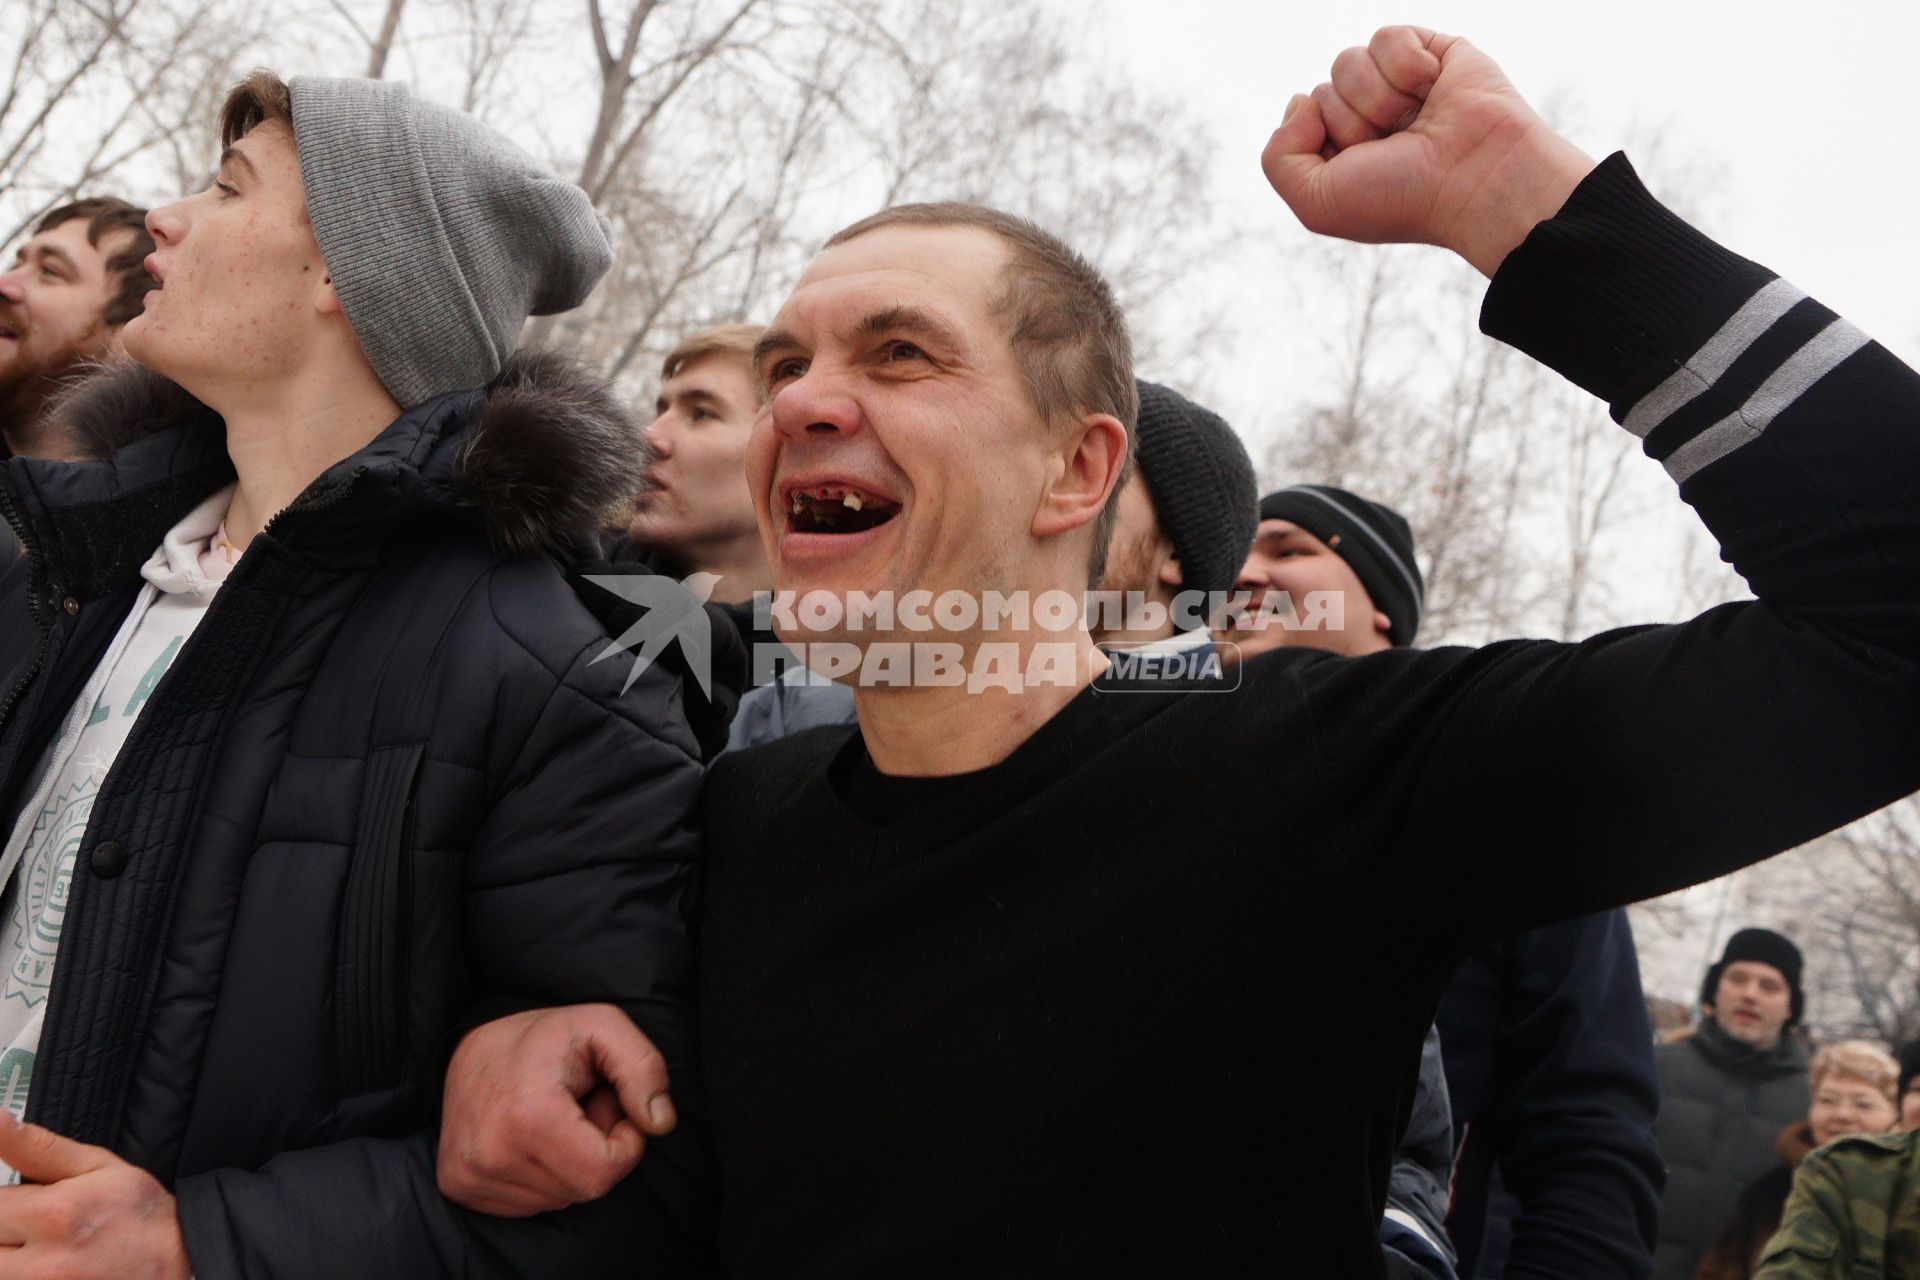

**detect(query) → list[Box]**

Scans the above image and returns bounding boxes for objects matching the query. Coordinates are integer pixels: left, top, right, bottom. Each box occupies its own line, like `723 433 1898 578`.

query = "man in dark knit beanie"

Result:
1093 379 1257 650
1218 483 1425 661
1652 927 1811 1279
1224 481 1666 1280
1698 927 1807 1034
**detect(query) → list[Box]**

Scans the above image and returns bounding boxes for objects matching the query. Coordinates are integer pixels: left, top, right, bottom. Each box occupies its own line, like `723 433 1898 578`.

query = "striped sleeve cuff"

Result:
1622 280 1869 482
1479 152 1867 481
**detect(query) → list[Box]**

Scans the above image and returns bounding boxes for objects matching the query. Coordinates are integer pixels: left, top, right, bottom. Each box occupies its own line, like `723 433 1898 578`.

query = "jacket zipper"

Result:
262 466 367 537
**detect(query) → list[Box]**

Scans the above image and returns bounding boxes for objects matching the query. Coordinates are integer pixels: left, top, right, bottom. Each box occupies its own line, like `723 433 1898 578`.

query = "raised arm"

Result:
1258 27 1920 945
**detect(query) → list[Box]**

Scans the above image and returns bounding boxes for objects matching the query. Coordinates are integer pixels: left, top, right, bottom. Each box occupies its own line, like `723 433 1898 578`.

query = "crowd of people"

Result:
2 22 1919 1280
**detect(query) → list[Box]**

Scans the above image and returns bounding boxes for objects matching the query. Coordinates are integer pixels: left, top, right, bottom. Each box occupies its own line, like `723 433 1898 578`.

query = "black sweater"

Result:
699 155 1920 1277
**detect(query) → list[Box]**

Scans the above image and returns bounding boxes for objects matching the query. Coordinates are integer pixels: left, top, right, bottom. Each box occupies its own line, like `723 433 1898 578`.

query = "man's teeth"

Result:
788 486 873 512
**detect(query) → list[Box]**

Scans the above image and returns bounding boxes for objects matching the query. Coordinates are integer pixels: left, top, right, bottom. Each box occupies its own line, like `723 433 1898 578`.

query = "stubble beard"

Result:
0 331 108 459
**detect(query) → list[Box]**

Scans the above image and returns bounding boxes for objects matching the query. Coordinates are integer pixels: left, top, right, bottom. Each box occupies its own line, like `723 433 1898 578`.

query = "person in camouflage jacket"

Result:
1755 1130 1920 1279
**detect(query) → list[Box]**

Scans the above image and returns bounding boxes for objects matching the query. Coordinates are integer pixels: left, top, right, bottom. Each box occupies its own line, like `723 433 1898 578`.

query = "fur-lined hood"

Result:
43 350 643 556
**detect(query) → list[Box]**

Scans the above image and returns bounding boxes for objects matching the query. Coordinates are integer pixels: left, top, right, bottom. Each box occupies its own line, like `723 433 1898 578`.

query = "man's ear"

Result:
1157 552 1184 589
1032 411 1128 540
1372 608 1392 638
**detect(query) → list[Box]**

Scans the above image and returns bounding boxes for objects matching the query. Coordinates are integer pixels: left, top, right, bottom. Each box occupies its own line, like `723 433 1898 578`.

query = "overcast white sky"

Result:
1101 0 1920 428
1093 3 1920 1001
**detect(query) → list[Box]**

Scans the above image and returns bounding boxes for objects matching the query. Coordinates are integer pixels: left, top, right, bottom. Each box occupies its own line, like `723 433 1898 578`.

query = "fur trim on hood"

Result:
447 350 644 555
51 360 210 459
46 351 645 555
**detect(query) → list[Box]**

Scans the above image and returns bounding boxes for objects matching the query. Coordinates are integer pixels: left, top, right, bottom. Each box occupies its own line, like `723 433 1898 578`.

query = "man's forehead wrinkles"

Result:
796 251 988 306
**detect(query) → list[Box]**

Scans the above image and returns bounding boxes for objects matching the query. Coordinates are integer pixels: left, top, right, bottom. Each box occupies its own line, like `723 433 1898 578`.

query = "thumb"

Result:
586 1016 677 1138
0 1111 112 1184
1260 94 1328 214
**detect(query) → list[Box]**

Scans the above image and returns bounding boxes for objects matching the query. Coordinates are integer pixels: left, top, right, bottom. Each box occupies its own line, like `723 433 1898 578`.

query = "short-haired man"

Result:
440 26 1920 1275
1653 927 1811 1280
726 375 1255 748
0 72 710 1277
0 198 153 558
0 197 152 458
627 322 770 604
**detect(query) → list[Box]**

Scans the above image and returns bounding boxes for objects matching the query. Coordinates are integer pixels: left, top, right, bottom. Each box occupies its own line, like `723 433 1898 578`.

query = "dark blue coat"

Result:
1437 909 1663 1280
0 357 715 1278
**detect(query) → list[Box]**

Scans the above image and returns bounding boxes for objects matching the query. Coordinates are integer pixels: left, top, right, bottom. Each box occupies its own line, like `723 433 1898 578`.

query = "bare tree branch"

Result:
0 0 140 186
319 0 375 49
364 0 407 78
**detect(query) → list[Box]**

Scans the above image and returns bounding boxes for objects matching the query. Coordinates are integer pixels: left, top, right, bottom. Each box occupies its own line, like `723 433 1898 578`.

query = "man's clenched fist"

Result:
438 1004 677 1217
1262 26 1596 276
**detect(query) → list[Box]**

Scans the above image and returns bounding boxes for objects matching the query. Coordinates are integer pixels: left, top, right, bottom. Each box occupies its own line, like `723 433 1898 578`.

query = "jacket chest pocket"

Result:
333 742 425 1098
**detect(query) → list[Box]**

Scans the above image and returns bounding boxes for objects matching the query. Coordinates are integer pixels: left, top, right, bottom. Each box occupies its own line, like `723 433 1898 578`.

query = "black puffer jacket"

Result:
0 356 715 1278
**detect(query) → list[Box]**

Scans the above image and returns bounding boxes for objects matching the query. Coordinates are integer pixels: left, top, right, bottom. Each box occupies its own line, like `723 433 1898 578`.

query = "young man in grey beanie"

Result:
0 71 713 1278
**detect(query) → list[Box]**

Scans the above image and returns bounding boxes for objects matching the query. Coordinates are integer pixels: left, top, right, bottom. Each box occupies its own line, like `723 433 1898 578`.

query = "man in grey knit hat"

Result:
284 74 614 406
0 70 712 1278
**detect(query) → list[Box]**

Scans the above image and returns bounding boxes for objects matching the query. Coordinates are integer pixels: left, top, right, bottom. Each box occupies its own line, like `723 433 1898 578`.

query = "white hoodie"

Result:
0 484 234 1172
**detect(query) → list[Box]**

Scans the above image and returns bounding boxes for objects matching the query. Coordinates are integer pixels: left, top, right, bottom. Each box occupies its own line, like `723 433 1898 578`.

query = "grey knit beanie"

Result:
287 77 613 408
1132 380 1259 601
